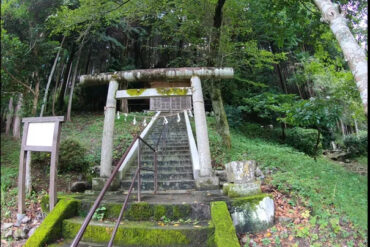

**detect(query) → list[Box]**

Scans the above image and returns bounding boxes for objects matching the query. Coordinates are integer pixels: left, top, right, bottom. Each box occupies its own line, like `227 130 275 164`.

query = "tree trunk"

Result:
339 118 346 138
12 93 23 139
314 128 321 161
354 118 359 137
67 39 85 122
64 62 73 99
52 84 58 116
207 0 231 148
5 96 14 135
57 42 76 111
281 122 286 140
314 0 368 114
32 76 40 116
40 36 65 117
210 82 231 148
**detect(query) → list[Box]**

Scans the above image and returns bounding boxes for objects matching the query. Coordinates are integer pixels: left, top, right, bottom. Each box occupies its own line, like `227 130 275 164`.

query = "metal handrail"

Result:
71 118 169 247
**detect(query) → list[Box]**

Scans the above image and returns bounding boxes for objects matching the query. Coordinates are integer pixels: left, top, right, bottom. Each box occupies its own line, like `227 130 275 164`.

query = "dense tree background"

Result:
1 0 367 148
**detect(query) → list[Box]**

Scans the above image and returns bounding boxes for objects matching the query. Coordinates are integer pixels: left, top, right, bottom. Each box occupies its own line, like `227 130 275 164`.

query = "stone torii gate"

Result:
79 67 233 189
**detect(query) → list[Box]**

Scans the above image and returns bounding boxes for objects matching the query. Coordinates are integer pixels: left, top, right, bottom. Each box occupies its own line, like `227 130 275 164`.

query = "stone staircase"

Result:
121 113 196 191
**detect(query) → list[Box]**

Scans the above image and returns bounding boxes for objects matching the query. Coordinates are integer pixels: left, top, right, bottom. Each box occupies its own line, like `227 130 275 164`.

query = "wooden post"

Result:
49 121 62 210
100 80 119 177
18 122 29 214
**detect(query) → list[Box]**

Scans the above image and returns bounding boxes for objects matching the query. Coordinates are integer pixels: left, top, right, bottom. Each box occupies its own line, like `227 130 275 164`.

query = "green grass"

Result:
206 117 368 233
354 155 368 167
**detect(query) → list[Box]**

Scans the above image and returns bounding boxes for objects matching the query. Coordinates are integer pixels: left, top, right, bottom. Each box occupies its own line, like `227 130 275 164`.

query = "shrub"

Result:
343 131 368 157
285 127 322 156
58 139 88 173
225 105 243 128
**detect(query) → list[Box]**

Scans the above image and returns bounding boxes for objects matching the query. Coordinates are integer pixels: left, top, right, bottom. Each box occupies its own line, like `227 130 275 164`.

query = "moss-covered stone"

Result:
154 205 167 220
125 202 153 221
172 205 191 220
62 218 214 246
231 193 269 208
210 201 240 247
25 199 78 247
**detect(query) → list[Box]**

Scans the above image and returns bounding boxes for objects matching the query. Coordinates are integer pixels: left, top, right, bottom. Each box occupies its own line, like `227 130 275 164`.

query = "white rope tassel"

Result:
177 113 181 123
116 111 120 120
188 109 193 117
163 116 168 125
133 116 137 125
142 118 147 127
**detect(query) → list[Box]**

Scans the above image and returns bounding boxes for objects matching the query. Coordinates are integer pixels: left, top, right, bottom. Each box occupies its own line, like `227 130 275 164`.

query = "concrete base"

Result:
92 177 120 191
195 176 220 190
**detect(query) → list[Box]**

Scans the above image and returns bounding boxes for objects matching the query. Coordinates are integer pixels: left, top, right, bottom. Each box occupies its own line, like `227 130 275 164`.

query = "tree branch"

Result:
2 67 35 95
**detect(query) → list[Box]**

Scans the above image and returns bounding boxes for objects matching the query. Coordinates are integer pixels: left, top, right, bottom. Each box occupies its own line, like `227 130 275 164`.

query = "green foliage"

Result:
343 131 368 157
58 139 88 173
92 206 106 221
24 199 78 247
285 127 322 156
240 92 297 123
224 105 243 128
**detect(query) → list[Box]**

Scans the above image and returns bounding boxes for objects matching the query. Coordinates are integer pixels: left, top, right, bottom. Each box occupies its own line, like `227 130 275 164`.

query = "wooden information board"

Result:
18 116 64 213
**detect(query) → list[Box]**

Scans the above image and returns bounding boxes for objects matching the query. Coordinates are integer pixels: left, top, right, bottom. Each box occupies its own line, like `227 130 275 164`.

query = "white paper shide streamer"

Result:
177 113 181 123
142 118 147 127
124 113 128 122
116 111 120 119
163 116 168 125
188 109 193 117
133 116 137 125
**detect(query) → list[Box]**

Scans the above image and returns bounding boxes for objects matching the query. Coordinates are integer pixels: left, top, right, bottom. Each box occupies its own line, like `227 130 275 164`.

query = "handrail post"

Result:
154 151 157 194
137 139 141 202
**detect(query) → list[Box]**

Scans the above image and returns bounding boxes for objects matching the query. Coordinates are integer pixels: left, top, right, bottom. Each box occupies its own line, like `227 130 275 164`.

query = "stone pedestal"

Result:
225 160 256 183
195 176 219 190
92 177 120 191
223 182 261 198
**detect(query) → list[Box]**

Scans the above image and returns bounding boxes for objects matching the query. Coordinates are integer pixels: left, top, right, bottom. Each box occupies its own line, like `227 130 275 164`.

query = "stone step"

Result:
124 171 194 180
138 160 192 166
121 179 196 190
127 166 193 173
61 217 213 247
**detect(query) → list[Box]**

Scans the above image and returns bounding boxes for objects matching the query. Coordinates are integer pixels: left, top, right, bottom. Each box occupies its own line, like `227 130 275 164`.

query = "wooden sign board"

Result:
18 116 64 214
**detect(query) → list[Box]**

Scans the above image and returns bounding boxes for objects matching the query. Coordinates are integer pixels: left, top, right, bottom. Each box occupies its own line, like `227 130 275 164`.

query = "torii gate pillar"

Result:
191 76 212 176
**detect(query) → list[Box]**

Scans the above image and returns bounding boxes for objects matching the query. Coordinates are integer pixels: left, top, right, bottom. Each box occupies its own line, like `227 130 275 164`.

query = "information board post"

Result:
18 116 64 214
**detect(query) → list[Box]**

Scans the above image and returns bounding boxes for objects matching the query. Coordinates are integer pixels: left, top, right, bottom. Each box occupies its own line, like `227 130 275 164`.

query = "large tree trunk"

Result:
40 36 65 117
210 83 231 148
314 0 368 114
5 96 14 135
12 93 23 139
207 0 232 148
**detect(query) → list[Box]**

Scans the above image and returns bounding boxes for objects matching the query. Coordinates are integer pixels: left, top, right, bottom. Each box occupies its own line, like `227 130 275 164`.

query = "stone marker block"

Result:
225 160 256 184
92 177 120 191
231 196 274 233
195 176 220 190
223 181 261 198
